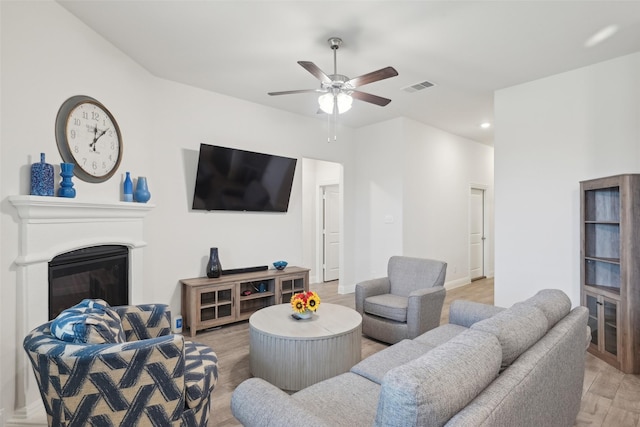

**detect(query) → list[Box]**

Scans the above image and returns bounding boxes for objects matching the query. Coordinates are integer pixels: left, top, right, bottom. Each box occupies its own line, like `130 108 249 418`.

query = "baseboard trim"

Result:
444 276 471 289
337 275 486 295
6 401 46 427
338 283 355 294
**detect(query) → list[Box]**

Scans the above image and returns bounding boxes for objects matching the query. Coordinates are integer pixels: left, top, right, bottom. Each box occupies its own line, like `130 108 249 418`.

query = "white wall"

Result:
353 119 405 281
352 117 495 288
494 52 640 307
0 0 356 420
403 118 494 286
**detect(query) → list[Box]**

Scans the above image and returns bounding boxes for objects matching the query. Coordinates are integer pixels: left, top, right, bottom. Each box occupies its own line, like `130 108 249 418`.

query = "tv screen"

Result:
192 144 297 212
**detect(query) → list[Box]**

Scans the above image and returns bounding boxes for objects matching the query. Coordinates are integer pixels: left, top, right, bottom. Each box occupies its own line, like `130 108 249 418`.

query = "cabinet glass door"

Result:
603 298 618 356
585 294 599 346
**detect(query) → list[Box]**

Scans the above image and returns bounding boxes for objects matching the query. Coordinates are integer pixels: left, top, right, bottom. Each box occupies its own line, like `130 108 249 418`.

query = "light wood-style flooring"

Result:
193 278 640 426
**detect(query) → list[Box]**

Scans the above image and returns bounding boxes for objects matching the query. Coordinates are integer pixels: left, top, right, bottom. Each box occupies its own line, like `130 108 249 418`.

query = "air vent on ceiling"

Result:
402 80 435 93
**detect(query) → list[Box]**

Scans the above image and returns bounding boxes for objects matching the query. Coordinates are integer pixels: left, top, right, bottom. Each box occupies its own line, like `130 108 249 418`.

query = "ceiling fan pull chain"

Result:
326 102 338 142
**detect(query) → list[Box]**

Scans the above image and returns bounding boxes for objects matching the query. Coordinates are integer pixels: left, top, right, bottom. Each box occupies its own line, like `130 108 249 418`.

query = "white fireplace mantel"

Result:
9 196 155 264
10 195 154 221
8 195 154 426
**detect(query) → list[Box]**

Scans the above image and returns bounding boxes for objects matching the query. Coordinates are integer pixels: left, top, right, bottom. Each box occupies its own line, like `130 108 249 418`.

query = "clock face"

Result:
56 96 123 182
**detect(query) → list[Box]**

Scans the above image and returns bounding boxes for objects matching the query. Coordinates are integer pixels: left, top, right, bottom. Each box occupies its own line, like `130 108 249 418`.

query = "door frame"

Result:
317 180 340 281
320 184 340 282
469 184 488 281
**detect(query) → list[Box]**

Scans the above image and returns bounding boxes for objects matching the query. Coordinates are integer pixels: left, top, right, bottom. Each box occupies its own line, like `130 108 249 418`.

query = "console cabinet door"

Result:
197 284 236 328
278 274 308 304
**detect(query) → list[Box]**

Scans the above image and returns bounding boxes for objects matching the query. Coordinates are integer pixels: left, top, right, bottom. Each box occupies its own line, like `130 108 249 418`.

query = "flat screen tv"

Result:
192 144 297 212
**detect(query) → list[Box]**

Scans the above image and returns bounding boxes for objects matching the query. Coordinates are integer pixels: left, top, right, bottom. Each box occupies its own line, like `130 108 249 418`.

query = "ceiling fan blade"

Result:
298 61 332 84
268 89 326 96
346 66 398 88
350 90 392 107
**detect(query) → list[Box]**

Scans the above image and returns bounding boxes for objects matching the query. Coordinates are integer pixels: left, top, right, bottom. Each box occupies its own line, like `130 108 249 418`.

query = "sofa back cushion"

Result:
470 303 547 368
522 289 571 329
375 329 501 427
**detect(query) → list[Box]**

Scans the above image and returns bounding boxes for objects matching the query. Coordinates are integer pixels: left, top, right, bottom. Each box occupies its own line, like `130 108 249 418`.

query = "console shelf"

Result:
181 266 310 337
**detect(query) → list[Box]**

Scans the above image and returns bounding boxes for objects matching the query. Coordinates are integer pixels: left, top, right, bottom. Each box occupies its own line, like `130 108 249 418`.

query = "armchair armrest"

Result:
114 303 172 341
448 300 505 328
407 286 446 337
231 378 326 427
355 277 391 314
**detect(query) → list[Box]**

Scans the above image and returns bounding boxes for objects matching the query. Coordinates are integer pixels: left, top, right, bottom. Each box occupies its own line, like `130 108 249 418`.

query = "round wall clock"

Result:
55 95 123 183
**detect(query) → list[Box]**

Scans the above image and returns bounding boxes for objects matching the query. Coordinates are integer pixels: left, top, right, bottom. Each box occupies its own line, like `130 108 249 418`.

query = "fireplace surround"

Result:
8 195 154 425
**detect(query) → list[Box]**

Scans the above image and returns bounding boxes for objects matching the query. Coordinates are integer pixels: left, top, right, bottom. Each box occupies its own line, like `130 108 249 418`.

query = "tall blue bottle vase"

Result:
30 153 54 196
57 163 76 198
123 172 133 202
134 176 151 203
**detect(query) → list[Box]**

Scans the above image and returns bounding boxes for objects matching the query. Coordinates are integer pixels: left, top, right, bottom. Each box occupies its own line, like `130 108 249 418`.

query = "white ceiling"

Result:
57 1 640 145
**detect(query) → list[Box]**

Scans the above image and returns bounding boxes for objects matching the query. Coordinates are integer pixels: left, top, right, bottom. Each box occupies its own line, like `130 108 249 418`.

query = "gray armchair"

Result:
355 256 447 344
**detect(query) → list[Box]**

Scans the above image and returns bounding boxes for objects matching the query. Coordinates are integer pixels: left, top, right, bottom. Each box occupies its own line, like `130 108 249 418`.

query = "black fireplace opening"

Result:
48 245 129 320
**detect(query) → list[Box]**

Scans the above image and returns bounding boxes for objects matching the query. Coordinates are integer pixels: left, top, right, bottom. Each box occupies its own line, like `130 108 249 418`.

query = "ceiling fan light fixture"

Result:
319 92 353 114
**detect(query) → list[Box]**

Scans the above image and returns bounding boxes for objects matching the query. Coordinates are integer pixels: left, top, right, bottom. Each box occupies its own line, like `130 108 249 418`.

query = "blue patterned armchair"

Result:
23 304 218 427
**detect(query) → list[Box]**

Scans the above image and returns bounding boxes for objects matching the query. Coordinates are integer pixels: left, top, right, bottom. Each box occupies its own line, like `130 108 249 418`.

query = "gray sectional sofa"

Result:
231 289 589 427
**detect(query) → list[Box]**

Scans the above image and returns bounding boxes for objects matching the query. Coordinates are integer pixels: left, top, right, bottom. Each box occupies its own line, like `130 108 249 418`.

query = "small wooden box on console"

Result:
180 266 310 337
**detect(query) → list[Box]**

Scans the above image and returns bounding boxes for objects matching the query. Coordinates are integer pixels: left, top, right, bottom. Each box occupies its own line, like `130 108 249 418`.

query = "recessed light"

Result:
585 24 619 48
480 122 491 129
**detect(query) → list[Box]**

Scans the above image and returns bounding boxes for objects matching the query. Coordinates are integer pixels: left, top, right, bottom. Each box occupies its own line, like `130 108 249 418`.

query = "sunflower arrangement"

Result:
290 291 321 314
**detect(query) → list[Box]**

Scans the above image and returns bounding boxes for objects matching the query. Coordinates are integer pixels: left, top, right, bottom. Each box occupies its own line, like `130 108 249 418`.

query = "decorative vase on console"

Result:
57 163 76 198
206 247 222 278
123 172 133 202
134 176 151 203
30 153 54 196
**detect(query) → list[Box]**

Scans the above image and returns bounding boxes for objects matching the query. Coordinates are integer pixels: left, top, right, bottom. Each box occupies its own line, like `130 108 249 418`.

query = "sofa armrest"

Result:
231 378 326 427
448 300 505 328
114 304 172 341
355 277 390 314
407 286 446 337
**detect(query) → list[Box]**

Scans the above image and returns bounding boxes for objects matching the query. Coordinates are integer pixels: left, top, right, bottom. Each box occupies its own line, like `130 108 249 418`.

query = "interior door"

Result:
323 185 340 282
470 188 485 280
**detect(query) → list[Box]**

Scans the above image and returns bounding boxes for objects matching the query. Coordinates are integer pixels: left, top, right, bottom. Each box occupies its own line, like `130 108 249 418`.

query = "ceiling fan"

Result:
268 37 398 115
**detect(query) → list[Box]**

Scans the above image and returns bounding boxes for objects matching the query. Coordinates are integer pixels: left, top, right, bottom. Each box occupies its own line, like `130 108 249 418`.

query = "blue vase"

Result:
134 176 151 203
57 163 76 198
206 247 222 278
123 172 133 202
30 153 54 196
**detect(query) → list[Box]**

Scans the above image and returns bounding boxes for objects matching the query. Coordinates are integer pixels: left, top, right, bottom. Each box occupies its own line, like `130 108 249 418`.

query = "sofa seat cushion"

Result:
351 339 435 384
51 299 125 344
184 341 219 409
364 294 408 322
375 329 502 427
414 323 468 347
292 372 381 426
471 303 547 368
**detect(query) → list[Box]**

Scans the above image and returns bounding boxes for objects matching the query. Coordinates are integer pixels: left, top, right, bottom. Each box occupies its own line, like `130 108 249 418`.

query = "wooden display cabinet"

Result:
181 266 310 337
580 174 640 373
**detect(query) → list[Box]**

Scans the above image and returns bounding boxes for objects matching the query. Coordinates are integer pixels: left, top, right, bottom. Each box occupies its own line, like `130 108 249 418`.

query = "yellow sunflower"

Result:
291 295 306 313
306 292 321 312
